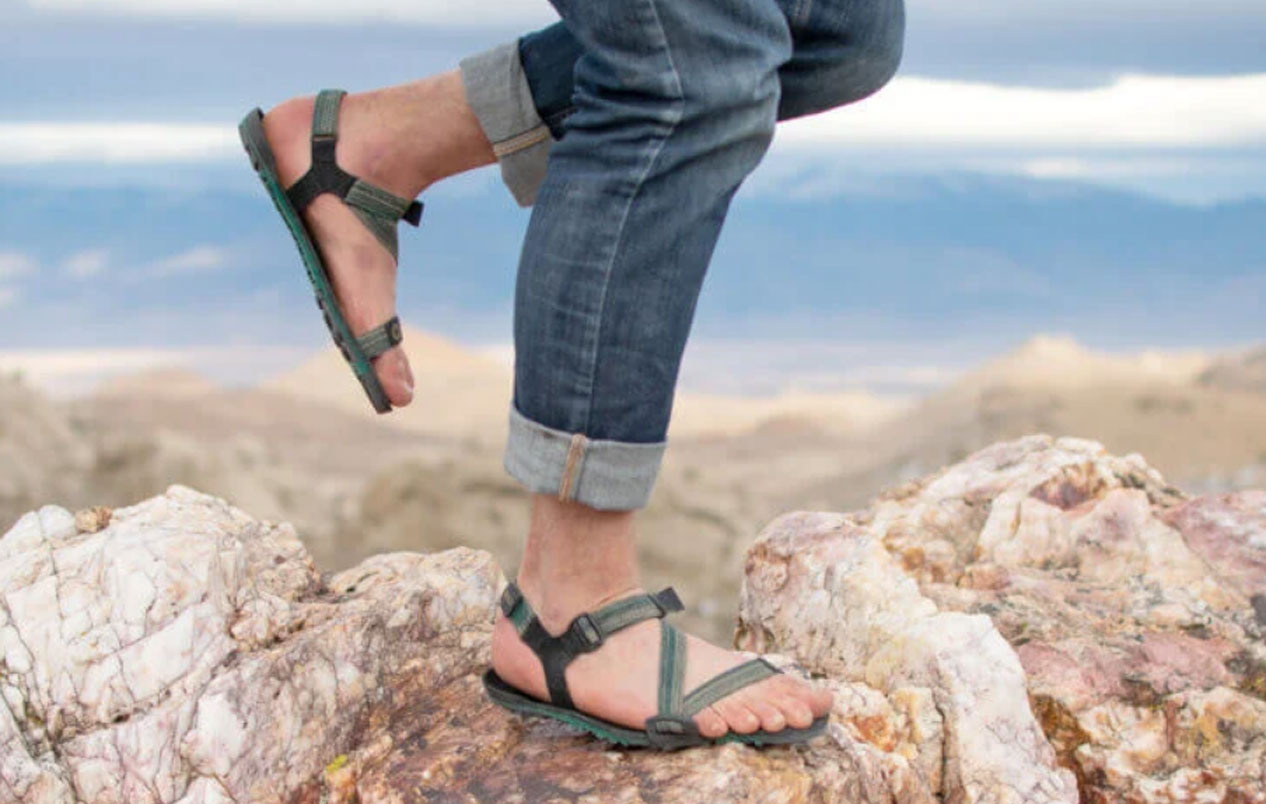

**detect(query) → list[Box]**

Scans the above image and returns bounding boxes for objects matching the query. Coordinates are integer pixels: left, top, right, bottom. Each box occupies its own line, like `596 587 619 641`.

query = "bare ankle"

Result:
340 70 495 198
514 494 642 632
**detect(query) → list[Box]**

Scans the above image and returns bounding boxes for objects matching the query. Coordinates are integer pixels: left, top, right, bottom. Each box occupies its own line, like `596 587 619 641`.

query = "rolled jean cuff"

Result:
503 401 667 511
458 41 554 208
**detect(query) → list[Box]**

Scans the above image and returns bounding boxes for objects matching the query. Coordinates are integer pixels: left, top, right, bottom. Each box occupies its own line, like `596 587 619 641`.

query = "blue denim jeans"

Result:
458 0 904 511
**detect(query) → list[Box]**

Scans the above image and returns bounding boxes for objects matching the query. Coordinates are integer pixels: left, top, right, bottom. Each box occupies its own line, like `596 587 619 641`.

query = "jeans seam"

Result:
579 0 686 441
559 432 587 501
492 124 552 158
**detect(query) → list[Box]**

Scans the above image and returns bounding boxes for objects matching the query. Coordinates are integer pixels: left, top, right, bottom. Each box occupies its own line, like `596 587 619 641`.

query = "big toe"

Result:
374 346 414 408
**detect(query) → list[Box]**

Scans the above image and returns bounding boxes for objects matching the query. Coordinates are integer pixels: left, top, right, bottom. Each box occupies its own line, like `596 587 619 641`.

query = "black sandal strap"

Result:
283 89 424 261
498 582 684 709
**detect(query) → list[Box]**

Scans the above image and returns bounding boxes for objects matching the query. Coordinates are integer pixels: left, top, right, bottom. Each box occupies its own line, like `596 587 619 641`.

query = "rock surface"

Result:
2 435 1264 803
738 436 1266 803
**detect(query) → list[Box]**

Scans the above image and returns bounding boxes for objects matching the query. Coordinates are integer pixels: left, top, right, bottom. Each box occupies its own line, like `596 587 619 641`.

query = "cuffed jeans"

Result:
459 0 904 511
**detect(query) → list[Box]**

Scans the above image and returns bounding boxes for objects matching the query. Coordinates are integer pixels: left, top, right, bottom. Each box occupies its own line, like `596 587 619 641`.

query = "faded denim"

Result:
459 0 904 511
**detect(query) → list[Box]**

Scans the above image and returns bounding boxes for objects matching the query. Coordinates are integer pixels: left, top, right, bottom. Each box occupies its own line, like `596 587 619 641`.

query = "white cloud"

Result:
20 0 1264 28
776 73 1266 151
0 123 236 164
63 248 109 279
8 73 1261 170
0 287 16 309
147 245 228 277
0 345 310 396
0 251 37 279
23 0 554 26
911 0 1263 24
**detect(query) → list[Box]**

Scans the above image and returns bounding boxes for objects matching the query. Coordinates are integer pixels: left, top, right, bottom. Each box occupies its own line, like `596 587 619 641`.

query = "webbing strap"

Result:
355 316 404 359
497 582 683 709
313 89 345 138
283 88 424 261
657 621 686 715
680 657 779 717
346 180 423 225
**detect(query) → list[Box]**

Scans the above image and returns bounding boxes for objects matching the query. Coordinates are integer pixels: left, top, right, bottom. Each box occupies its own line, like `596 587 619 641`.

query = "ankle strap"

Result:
284 88 424 262
499 582 683 709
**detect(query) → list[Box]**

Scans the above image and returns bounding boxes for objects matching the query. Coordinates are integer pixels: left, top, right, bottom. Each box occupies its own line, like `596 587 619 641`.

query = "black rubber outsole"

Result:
483 668 829 751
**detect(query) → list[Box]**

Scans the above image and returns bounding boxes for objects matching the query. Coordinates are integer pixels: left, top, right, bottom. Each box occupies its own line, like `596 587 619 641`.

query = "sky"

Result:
0 0 1263 394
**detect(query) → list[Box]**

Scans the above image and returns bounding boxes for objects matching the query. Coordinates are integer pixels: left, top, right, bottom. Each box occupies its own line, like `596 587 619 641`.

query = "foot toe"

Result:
374 346 414 407
718 698 762 735
776 695 816 730
748 699 786 733
694 708 728 739
810 684 834 717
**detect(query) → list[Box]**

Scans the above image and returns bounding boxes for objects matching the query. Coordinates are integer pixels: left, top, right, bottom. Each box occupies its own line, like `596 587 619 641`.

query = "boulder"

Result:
738 435 1266 803
0 487 924 803
3 434 1265 802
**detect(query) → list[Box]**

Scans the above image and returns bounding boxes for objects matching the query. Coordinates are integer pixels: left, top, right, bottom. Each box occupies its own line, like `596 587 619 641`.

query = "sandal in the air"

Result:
238 89 422 414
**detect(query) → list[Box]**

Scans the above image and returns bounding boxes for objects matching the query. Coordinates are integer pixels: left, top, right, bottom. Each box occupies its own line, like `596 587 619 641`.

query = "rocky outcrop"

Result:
739 436 1266 803
0 487 501 803
2 436 1264 802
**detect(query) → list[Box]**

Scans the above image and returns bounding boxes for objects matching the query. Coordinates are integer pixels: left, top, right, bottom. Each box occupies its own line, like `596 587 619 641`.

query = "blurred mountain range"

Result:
3 331 1264 642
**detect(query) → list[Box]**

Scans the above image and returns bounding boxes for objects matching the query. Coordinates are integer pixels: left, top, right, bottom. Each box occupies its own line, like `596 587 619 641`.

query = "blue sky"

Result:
0 0 1263 393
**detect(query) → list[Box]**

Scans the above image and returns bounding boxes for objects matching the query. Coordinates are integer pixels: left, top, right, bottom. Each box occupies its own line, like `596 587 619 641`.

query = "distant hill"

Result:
263 325 514 448
1198 346 1266 394
261 324 905 444
954 334 1210 392
95 368 220 399
780 336 1266 510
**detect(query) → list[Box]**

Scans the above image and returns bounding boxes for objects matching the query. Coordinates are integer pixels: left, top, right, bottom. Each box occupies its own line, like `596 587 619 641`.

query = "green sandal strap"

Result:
356 315 404 360
681 657 779 717
643 621 700 748
312 88 344 138
497 581 684 709
657 621 687 715
643 631 781 748
499 582 683 643
284 88 424 262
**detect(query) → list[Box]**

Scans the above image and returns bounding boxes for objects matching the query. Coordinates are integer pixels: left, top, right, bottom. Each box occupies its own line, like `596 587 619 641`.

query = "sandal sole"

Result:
483 668 829 751
237 107 393 414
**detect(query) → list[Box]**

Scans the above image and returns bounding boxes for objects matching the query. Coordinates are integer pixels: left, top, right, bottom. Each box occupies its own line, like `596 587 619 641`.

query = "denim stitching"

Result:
576 0 685 443
558 432 588 501
492 124 552 158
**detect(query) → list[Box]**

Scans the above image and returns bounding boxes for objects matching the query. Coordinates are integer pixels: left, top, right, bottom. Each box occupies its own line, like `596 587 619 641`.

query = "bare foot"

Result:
490 583 834 739
259 73 496 408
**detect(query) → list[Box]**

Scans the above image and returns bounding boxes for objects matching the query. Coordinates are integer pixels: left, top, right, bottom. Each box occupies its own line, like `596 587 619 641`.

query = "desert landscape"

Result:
2 329 1264 643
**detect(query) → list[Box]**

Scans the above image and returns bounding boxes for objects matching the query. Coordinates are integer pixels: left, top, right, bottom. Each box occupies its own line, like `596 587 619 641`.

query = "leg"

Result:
489 0 837 738
463 0 905 208
258 71 499 406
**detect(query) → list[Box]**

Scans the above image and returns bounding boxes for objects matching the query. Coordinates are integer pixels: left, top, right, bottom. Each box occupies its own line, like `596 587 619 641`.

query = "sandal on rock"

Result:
482 582 830 750
238 89 423 414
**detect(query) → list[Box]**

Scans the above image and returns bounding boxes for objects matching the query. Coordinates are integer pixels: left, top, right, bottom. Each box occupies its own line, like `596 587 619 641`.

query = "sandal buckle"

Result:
572 612 604 651
645 715 701 750
499 583 523 618
402 200 424 227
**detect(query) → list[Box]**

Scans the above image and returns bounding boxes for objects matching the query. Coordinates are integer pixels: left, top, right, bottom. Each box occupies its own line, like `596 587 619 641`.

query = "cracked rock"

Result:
4 435 1264 802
